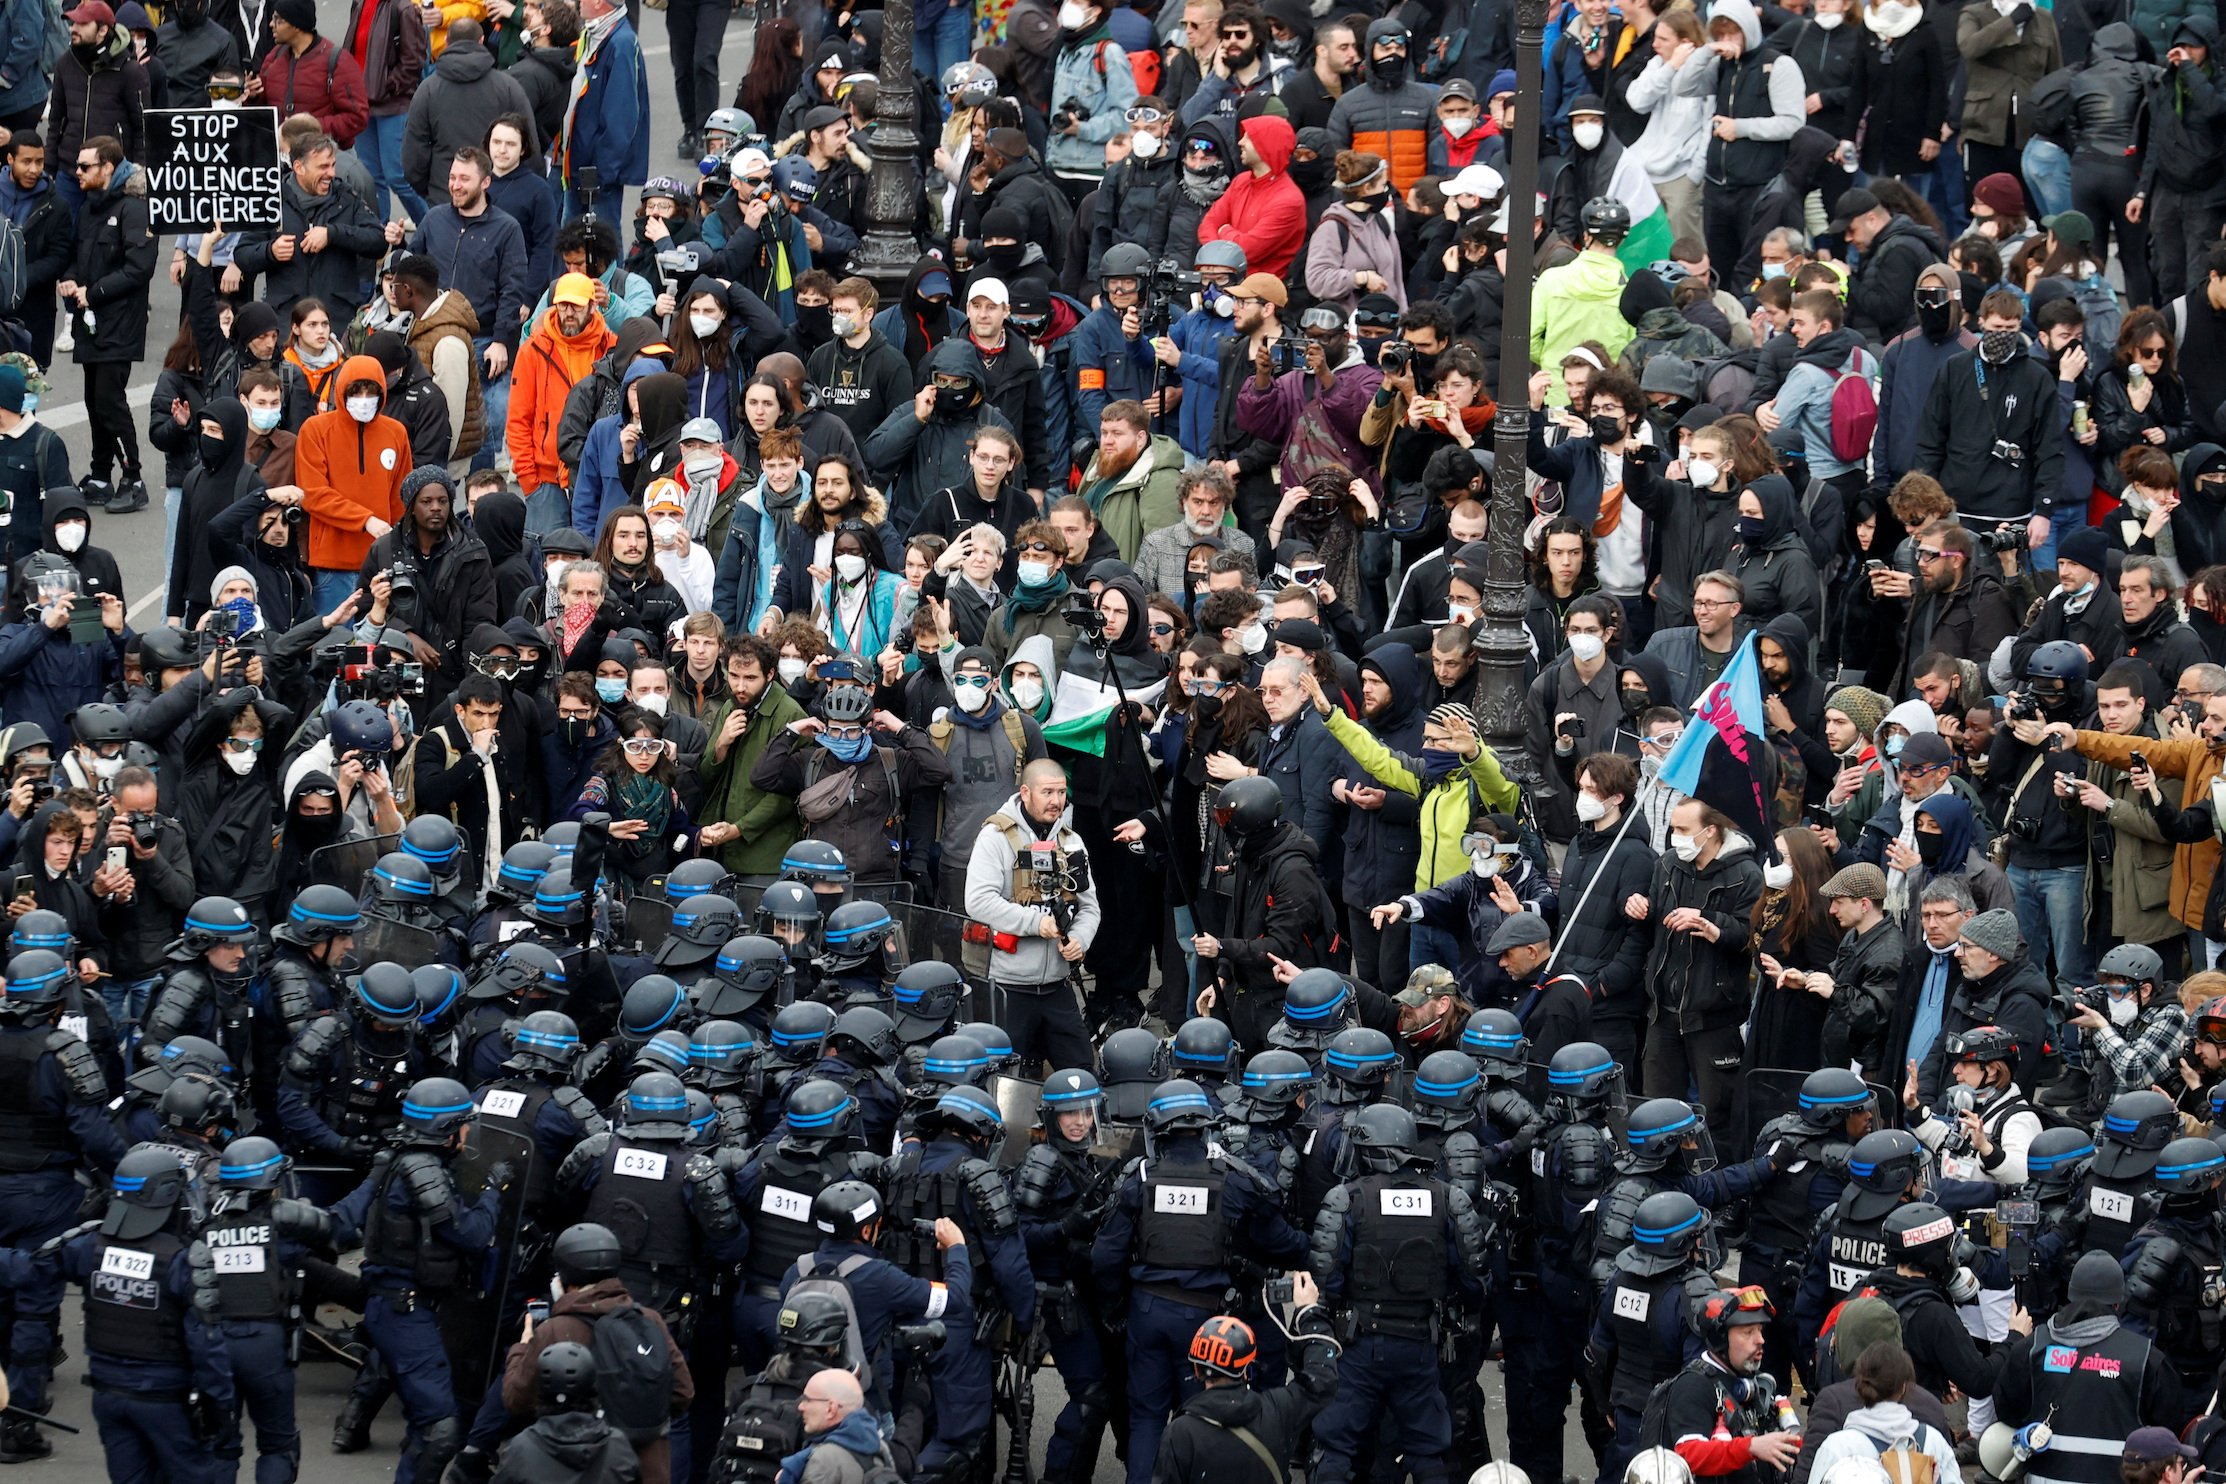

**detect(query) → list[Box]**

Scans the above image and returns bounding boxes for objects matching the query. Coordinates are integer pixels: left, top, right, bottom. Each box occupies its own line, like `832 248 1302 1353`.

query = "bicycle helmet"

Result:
553 1222 623 1284
1580 195 1631 243
812 1179 884 1241
1099 242 1152 289
1194 240 1247 275
941 59 997 106
536 1341 597 1410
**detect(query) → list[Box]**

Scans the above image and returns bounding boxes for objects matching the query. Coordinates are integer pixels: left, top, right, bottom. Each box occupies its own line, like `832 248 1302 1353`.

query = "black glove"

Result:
485 1161 519 1192
1060 1206 1094 1239
343 1135 382 1159
270 1198 331 1244
2012 3 2033 20
186 1392 225 1443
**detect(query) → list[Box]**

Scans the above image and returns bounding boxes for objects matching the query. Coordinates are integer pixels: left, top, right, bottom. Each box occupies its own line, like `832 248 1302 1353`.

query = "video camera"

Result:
1062 589 1107 637
1141 260 1202 337
1269 334 1312 375
337 643 425 703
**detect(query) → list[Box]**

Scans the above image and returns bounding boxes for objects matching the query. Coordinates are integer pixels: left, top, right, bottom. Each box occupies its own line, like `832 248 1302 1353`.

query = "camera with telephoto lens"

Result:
1980 523 2024 552
1063 589 1108 636
127 811 159 850
337 643 426 702
1378 339 1415 375
893 1320 947 1354
1140 260 1201 336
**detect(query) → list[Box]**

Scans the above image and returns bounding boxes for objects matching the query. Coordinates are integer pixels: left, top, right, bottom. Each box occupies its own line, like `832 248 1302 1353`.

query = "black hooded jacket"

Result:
357 489 498 695
471 490 538 621
206 483 315 638
1847 214 1948 343
558 319 674 478
1730 481 1823 640
174 685 292 923
1555 807 1659 1024
1763 611 1839 806
416 622 542 861
2142 15 2226 204
2172 442 2226 574
167 398 262 627
1152 1341 1339 1484
40 493 123 614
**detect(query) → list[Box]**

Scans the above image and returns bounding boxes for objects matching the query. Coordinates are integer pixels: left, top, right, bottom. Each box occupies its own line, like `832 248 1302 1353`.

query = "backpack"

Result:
928 707 1032 792
1086 38 1158 121
36 0 64 85
1282 217 1351 322
1869 1434 1941 1484
784 1252 875 1386
2069 272 2122 350
1827 351 1878 464
587 1302 676 1445
1038 175 1076 275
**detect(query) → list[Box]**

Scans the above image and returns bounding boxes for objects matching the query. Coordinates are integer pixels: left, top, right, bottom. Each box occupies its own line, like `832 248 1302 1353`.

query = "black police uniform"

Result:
1015 1136 1123 1484
204 1188 314 1484
143 958 258 1101
2122 1209 2226 1397
730 1136 884 1372
1586 1249 1716 1481
773 1051 903 1152
1501 1097 1615 1484
275 1011 427 1165
1741 1121 1853 1391
776 1233 975 1416
558 1118 746 1320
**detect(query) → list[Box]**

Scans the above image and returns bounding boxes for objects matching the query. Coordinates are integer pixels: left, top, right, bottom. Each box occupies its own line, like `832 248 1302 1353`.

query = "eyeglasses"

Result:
1914 546 1948 563
1689 598 1736 611
621 738 665 756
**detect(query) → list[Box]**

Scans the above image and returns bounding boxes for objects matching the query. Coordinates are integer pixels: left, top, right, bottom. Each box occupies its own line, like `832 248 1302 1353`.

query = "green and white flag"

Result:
1039 670 1169 757
1609 152 1677 273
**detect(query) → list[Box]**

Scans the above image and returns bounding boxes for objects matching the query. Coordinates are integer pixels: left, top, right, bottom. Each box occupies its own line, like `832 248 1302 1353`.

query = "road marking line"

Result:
126 586 164 623
41 382 160 430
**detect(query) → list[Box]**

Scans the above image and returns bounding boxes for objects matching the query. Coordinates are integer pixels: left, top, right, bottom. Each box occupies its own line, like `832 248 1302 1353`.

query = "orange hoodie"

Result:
508 306 614 494
1199 116 1309 281
296 353 413 574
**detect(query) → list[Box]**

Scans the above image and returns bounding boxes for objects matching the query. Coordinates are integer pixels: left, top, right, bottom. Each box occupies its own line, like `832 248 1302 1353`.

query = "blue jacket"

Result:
1168 302 1239 458
484 167 560 311
1071 301 1156 434
1045 21 1139 179
1408 854 1559 1008
410 202 532 352
571 358 666 533
0 619 128 748
779 1236 973 1398
909 1136 1038 1328
1033 294 1092 474
0 0 49 119
0 1024 127 1171
562 17 649 192
710 472 808 632
1256 708 1349 896
327 1155 505 1282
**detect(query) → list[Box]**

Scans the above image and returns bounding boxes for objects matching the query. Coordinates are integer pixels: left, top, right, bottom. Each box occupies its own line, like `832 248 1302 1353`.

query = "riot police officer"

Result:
258 884 362 1086
471 1011 606 1207
2015 1126 2103 1320
363 851 464 966
0 947 127 1451
139 896 260 1081
891 961 967 1074
1589 1098 1782 1290
895 1034 994 1140
771 1006 903 1152
1294 1026 1400 1228
1090 1078 1310 1484
206 1134 312 1484
1308 1102 1488 1484
1868 1200 2020 1403
1265 968 1394 1069
784 1178 973 1419
454 943 569 1088
157 1070 247 1181
466 842 558 951
760 1002 838 1137
2122 1136 2226 1405
700 936 793 1035
778 841 855 912
29 1146 233 1479
1461 1008 1546 1140
1100 1026 1169 1123
580 976 702 1106
1586 1191 1721 1482
415 965 469 1058
706 1289 853 1484
119 1035 241 1143
400 814 472 922
650 894 744 988
275 961 429 1170
2080 1089 2177 1257
514 868 625 1039
813 901 903 1011
729 1078 886 1371
754 881 824 969
1217 1049 1313 1207
1409 1049 1512 1479
1502 1041 1621 1484
878 1083 1036 1482
1793 1128 1930 1360
1015 1068 1122 1484
1741 1067 1873 1389
685 1020 765 1148
6 909 124 1094
1169 1017 1238 1109
309 1078 514 1484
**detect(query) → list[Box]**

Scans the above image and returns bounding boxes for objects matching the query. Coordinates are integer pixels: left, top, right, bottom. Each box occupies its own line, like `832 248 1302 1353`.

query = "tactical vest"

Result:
317 1029 415 1139
457 1004 513 1078
1136 1155 1232 1270
0 1028 70 1172
1295 1105 1350 1232
1824 1208 1892 1299
2022 1322 2157 1484
584 1137 695 1271
84 1231 187 1362
362 1155 466 1292
204 1209 291 1321
1537 1114 1613 1249
881 1146 995 1293
473 1077 557 1206
984 813 1081 907
1747 1121 1846 1254
2082 1174 2150 1259
745 1150 843 1288
1344 1172 1450 1339
720 1370 817 1484
1606 1266 1697 1412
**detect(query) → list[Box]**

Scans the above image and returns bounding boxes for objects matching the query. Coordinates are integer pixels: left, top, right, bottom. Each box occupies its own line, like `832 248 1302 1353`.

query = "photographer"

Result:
1234 303 1383 497
1912 288 2065 539
0 725 56 865
1906 1025 2042 1185
1990 641 2099 998
283 696 406 842
358 467 497 716
0 558 128 749
964 756 1101 1071
1208 274 1294 547
1526 367 1658 641
2066 662 2187 979
91 765 194 1028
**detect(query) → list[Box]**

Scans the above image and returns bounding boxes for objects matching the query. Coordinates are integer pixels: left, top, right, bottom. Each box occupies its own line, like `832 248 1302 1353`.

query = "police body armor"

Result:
583 1136 697 1276
880 1145 1001 1300
2082 1173 2155 1258
201 1208 292 1321
2126 1220 2226 1369
1536 1112 1614 1259
85 1231 192 1362
0 1027 79 1170
362 1151 468 1292
314 1019 414 1139
1821 1197 1894 1302
1603 1263 1717 1413
1340 1172 1451 1340
743 1149 863 1296
150 966 254 1081
2019 1321 2158 1484
1747 1118 1851 1254
471 1076 566 1206
455 1004 513 1082
1591 1173 1673 1283
1135 1152 1248 1274
1413 1127 1489 1203
1219 1122 1300 1210
1294 1104 1351 1230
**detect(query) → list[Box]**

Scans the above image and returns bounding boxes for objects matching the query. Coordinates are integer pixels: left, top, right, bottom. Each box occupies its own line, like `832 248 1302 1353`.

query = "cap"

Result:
1232 271 1288 307
1820 863 1888 902
551 273 597 307
1568 91 1606 116
802 104 847 132
813 47 848 70
1437 77 1477 102
1972 172 2025 218
967 277 1010 305
2046 209 2095 246
988 127 1031 159
917 269 953 299
63 1 113 23
732 147 772 176
678 417 722 446
1445 164 1502 200
1269 617 1325 651
1898 733 1954 770
1393 964 1458 1007
1485 912 1551 954
644 479 687 513
2125 1430 2198 1464
1827 187 1882 234
1958 907 2023 962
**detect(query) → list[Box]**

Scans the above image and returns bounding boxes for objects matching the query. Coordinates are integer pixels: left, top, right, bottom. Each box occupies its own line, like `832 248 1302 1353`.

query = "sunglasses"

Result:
953 674 992 688
1124 106 1167 124
206 83 243 99
1148 621 1176 636
1915 546 1948 562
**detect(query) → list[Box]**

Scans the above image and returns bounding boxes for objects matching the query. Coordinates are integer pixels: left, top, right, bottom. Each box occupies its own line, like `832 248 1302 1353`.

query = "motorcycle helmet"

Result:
812 1179 883 1241
1188 1314 1257 1379
1211 775 1283 837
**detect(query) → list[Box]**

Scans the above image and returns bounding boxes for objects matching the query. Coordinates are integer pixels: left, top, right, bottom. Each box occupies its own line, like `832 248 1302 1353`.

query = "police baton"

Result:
3 1408 78 1435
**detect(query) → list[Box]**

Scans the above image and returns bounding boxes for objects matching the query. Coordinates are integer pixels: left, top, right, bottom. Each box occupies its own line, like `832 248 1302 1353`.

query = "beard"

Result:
1097 439 1144 479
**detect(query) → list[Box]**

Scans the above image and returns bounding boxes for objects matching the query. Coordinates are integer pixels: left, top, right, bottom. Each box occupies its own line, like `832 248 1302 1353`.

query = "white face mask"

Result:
689 312 723 340
1443 116 1475 137
1567 631 1605 662
1670 830 1702 862
1572 121 1605 151
545 566 566 599
1057 0 1092 26
53 522 85 553
954 676 992 712
1766 859 1795 890
1239 621 1267 654
1575 792 1608 822
835 553 868 582
1448 602 1476 623
346 395 379 422
1813 8 1844 24
777 657 808 683
1687 458 1721 488
652 517 682 543
1010 677 1046 710
684 452 722 478
1131 130 1162 158
635 691 669 716
1469 848 1502 877
90 754 122 782
222 748 258 776
2110 995 2140 1026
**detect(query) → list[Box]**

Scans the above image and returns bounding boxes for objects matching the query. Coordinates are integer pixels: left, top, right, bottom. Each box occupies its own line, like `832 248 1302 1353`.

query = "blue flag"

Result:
1657 633 1777 853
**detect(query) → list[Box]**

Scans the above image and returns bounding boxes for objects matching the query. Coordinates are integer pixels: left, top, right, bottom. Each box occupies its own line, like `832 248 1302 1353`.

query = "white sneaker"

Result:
52 322 71 354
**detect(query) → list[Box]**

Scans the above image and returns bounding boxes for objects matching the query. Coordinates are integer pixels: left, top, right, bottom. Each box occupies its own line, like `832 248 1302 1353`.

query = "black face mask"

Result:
1915 296 1956 340
1371 53 1407 87
199 432 227 466
1916 830 1946 866
1289 156 1333 192
1590 414 1624 443
935 384 974 417
1193 693 1223 720
794 302 833 345
561 716 593 748
983 242 1024 274
1736 515 1767 544
1620 687 1650 719
290 809 340 846
1410 349 1441 382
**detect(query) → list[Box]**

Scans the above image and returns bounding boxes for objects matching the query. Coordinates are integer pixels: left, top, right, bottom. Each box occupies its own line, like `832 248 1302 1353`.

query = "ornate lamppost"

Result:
851 0 926 292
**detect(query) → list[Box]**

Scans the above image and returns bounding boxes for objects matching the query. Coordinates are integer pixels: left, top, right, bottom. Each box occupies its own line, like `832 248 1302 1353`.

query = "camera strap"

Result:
1970 357 2012 445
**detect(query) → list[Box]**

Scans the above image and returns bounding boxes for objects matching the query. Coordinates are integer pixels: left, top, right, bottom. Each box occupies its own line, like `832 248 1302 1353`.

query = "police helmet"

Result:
622 975 693 1038
398 1076 474 1145
779 839 854 889
353 961 421 1025
493 841 557 902
921 1034 993 1087
928 1083 1004 1144
1412 1050 1483 1127
892 961 965 1042
767 1001 839 1071
1796 1067 1876 1132
1099 242 1153 290
400 814 462 883
1237 1048 1316 1112
470 941 566 1002
812 1179 883 1241
1270 969 1351 1059
1041 1068 1103 1150
1212 775 1284 837
1882 1201 1959 1277
620 1071 692 1134
783 1078 860 1144
104 1145 191 1240
1545 1041 1623 1108
1580 196 1632 243
510 1010 583 1072
655 894 742 969
553 1222 623 1285
941 59 997 105
1170 1015 1239 1079
371 850 437 904
820 900 898 971
828 1005 900 1065
954 1021 1017 1075
777 1290 853 1350
687 1020 759 1086
1142 1078 1218 1137
1101 1026 1171 1120
148 1036 233 1087
3 948 68 1011
1459 1008 1529 1081
664 859 731 899
159 1072 241 1142
217 1135 288 1190
756 880 824 947
2024 1126 2097 1191
1623 1190 1708 1275
282 883 362 943
528 867 591 928
685 1087 719 1145
9 909 70 957
1844 1128 1926 1220
1691 1285 1774 1364
177 896 256 957
1188 1314 1257 1379
1323 1027 1398 1103
542 821 582 861
2096 1089 2180 1179
1346 1102 1421 1174
1624 1098 1717 1175
413 964 466 1028
632 1029 694 1079
704 934 786 1017
2154 1135 2226 1198
1472 1467 1533 1484
536 1341 597 1410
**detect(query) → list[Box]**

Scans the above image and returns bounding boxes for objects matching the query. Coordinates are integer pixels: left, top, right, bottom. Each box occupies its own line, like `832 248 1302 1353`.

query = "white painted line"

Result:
126 585 163 623
41 381 160 430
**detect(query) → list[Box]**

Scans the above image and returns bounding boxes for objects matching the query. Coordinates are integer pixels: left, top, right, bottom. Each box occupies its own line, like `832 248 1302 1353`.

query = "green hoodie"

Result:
1532 248 1635 404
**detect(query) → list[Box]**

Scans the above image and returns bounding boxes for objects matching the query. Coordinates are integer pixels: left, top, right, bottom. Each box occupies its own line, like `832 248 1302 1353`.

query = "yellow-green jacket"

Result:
1324 709 1520 892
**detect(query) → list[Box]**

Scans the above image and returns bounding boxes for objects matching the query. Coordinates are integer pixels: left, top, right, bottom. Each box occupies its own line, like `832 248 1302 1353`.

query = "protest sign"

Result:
142 107 283 232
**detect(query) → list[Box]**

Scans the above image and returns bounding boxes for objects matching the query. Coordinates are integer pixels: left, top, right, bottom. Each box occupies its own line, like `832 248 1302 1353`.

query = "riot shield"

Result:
624 895 675 955
307 833 398 893
357 914 447 971
1740 1069 1811 1157
1092 1123 1141 1164
991 1074 1043 1169
438 1120 536 1405
733 876 775 920
1383 1068 1418 1111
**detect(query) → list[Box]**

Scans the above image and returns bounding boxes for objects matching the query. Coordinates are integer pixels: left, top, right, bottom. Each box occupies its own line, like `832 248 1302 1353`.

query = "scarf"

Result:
561 598 598 657
681 454 724 540
560 9 627 179
613 765 672 845
1000 568 1070 633
817 730 873 763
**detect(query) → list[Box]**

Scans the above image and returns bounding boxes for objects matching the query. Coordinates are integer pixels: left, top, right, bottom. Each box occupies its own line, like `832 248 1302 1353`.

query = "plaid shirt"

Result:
2089 1003 2191 1098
